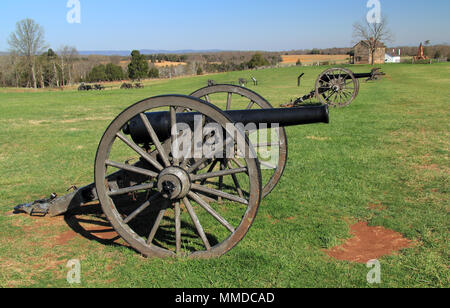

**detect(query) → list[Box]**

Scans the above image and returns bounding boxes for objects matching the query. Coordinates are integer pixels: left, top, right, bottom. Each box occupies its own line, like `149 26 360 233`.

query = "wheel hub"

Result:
157 167 191 200
330 79 343 92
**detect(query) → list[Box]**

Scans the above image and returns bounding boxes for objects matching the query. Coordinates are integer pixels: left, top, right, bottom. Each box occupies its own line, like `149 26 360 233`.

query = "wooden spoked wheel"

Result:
94 95 262 258
315 68 360 108
191 85 288 198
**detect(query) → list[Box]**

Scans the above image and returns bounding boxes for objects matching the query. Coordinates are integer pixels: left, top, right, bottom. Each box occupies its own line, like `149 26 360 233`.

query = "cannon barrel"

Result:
124 105 329 144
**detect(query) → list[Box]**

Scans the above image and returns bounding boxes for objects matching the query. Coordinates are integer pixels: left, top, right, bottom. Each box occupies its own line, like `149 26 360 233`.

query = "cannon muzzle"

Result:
125 105 329 144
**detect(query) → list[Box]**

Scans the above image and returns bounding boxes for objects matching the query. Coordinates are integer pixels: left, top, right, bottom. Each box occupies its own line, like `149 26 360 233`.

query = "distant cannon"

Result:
121 83 134 89
78 83 93 91
93 84 105 90
238 78 247 87
283 67 385 108
78 83 105 91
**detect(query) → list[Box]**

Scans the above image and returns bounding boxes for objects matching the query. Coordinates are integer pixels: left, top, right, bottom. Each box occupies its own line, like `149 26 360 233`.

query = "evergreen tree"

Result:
128 50 149 80
88 64 107 82
105 63 124 81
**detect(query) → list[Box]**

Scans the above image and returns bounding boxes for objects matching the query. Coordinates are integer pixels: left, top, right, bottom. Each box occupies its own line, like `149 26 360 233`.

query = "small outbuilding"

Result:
351 39 386 65
385 49 401 63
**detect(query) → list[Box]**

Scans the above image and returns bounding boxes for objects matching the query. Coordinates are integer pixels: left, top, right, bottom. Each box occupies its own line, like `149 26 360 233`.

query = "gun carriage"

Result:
286 67 384 108
15 85 329 258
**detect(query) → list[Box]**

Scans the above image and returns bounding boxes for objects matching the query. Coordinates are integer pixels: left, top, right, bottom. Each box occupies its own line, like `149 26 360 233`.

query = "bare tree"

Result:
353 16 393 65
8 19 47 88
7 52 21 87
58 46 78 86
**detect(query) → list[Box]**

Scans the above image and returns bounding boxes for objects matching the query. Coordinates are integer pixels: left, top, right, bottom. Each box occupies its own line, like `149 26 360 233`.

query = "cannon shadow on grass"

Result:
63 192 220 254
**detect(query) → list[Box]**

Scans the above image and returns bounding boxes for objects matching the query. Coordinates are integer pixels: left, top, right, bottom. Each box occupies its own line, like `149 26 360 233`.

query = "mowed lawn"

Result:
0 63 448 288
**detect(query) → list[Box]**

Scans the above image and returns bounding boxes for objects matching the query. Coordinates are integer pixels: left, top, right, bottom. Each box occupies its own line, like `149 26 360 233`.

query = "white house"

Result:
385 49 401 63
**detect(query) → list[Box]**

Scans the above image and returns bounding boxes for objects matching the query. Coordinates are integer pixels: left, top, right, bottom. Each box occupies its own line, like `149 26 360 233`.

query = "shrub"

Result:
148 67 159 78
247 53 269 69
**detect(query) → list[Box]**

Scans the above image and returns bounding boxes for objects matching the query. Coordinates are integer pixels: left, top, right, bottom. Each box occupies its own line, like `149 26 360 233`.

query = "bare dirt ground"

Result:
325 222 413 263
282 55 349 65
120 60 187 68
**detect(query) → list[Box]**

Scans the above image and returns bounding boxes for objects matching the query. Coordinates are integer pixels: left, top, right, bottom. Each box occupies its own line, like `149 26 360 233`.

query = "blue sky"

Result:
0 0 449 52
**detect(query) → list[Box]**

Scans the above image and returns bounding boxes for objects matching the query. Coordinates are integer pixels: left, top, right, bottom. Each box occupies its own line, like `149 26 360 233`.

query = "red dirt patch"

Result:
325 222 413 263
368 203 386 211
54 230 78 246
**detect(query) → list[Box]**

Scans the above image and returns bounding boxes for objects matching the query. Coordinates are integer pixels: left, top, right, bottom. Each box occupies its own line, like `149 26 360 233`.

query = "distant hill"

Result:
78 49 225 56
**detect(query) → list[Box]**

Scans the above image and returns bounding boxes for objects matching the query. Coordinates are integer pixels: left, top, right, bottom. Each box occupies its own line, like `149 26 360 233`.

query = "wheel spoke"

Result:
227 160 244 198
341 90 350 100
147 208 166 245
139 113 171 168
180 114 205 170
231 157 245 168
218 161 224 203
123 193 161 224
108 182 155 196
105 160 159 178
187 157 209 174
191 167 248 181
170 107 179 166
246 100 255 110
174 202 181 254
337 92 344 104
342 89 355 97
226 92 232 110
182 197 211 251
191 184 248 206
116 132 164 171
200 159 219 185
325 90 335 102
187 137 235 173
188 192 236 233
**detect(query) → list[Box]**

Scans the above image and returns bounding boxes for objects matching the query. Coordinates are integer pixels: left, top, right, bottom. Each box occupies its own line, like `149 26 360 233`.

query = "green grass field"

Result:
0 63 448 288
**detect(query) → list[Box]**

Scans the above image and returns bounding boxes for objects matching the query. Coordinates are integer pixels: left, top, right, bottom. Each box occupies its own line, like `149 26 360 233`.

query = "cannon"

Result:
121 82 134 89
93 84 105 90
78 83 93 91
284 67 384 108
15 87 329 258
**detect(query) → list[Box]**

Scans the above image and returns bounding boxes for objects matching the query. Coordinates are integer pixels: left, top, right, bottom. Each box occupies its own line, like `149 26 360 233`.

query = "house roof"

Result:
353 39 386 49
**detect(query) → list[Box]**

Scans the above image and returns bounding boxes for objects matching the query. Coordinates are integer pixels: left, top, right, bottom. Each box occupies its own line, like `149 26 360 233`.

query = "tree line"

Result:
0 19 285 88
3 18 447 88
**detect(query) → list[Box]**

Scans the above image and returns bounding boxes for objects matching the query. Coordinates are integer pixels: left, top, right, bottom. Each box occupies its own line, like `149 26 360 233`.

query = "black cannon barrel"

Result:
125 105 329 144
